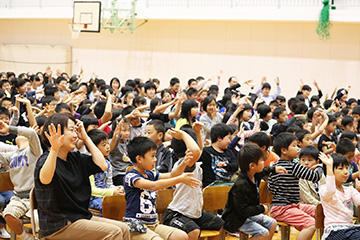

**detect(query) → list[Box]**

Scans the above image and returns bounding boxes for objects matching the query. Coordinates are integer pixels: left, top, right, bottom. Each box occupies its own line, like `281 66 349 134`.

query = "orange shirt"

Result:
264 151 279 167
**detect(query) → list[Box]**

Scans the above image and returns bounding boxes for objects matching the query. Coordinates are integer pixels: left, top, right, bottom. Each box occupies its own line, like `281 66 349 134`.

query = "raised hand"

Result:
167 128 184 140
192 122 203 134
75 119 87 141
319 152 333 166
274 76 280 85
261 76 267 85
45 123 64 151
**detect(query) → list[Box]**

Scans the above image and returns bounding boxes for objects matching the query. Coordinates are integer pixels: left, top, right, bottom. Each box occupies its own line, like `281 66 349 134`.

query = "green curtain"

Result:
316 0 331 40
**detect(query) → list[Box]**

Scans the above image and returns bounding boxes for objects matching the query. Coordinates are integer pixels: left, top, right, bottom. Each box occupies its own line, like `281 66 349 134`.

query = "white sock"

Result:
19 230 34 240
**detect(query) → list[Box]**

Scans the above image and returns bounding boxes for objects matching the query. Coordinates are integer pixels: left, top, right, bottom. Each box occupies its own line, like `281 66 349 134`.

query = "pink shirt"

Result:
319 175 360 227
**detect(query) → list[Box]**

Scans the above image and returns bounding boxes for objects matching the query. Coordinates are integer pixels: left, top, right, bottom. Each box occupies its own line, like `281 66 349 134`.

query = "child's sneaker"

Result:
0 227 11 239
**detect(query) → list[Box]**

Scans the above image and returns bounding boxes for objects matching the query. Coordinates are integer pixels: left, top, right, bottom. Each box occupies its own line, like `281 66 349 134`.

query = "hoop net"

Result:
68 23 87 39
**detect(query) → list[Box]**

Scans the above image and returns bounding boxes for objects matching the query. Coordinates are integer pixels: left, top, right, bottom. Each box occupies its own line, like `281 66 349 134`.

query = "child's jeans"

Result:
238 214 276 238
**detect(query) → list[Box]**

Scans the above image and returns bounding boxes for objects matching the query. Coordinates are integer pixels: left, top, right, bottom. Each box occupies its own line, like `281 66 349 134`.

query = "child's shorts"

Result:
2 196 30 219
130 221 177 240
238 214 276 238
270 203 315 231
163 209 224 233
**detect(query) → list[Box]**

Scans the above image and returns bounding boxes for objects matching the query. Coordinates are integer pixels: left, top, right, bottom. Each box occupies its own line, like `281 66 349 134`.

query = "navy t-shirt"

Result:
124 168 160 224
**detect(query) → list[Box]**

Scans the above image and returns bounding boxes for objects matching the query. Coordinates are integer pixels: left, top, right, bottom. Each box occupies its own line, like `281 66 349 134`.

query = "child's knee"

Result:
187 228 200 239
168 229 188 240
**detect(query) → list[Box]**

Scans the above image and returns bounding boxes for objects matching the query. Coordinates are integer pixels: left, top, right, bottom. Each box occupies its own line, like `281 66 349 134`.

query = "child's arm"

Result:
90 175 114 197
100 90 113 124
292 161 323 182
76 120 108 171
109 120 122 152
192 122 204 152
133 172 200 191
318 152 335 200
310 110 328 140
321 141 336 155
17 96 37 127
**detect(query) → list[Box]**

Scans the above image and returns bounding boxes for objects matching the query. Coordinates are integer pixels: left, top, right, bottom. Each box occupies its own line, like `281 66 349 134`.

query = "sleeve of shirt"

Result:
124 171 142 188
319 175 336 201
292 163 323 182
77 152 103 176
232 183 265 218
90 175 114 197
225 151 239 173
270 84 281 100
9 126 42 158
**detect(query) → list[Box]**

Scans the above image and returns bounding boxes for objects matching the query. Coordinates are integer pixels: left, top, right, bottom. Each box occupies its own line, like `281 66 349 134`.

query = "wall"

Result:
0 18 359 100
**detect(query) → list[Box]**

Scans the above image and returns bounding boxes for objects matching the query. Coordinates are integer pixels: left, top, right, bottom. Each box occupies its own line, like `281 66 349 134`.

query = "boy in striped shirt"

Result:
268 132 324 240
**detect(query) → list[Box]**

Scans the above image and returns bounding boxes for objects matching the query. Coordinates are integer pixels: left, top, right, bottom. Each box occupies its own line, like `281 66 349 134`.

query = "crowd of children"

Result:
0 68 360 240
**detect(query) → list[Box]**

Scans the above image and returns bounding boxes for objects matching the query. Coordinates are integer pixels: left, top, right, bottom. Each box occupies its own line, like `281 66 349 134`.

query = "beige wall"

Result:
0 18 359 100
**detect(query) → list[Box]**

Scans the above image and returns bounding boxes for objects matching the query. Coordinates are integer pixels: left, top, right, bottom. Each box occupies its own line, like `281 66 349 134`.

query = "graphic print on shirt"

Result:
9 155 29 168
137 190 157 219
210 154 231 181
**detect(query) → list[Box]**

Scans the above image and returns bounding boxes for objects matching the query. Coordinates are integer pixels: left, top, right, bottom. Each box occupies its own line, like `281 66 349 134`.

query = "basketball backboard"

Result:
73 1 101 32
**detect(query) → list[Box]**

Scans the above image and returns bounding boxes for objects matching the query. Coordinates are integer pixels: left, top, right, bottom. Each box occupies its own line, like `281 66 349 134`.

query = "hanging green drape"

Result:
316 0 331 40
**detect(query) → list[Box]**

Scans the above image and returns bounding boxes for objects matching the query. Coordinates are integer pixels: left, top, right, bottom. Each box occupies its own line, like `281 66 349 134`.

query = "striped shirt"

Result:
268 159 323 205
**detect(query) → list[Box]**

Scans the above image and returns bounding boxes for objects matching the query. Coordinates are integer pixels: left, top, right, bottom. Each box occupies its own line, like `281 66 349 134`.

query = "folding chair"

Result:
201 186 231 240
315 204 325 240
102 194 127 221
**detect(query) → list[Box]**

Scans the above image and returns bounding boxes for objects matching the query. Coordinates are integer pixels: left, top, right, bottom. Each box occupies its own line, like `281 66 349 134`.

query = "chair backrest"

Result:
315 204 325 229
30 188 40 239
0 171 14 192
259 181 273 204
156 188 175 214
202 186 231 212
102 195 127 221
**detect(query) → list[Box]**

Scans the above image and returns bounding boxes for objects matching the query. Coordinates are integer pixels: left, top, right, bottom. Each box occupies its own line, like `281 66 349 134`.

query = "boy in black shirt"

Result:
200 123 238 187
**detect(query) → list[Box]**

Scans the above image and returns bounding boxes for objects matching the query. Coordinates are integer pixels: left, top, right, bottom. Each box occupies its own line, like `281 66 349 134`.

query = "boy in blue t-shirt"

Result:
124 135 201 240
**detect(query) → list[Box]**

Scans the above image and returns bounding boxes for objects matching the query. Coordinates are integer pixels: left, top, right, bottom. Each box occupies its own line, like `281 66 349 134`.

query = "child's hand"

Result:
113 186 124 196
30 124 40 135
167 128 184 140
217 162 227 167
45 123 64 151
319 152 333 166
0 120 9 134
309 164 321 171
98 121 111 131
192 122 203 134
275 166 288 174
181 149 194 166
75 119 87 141
181 173 201 188
322 141 336 150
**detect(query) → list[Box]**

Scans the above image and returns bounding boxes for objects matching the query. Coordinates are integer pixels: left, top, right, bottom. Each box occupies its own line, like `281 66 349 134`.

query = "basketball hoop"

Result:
68 23 88 39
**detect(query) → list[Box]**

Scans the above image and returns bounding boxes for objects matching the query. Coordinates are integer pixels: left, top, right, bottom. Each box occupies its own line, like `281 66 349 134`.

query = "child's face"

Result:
188 93 198 101
0 114 10 125
199 92 207 102
303 122 311 131
303 90 311 98
111 81 120 90
278 110 288 123
299 134 312 148
241 109 252 122
336 116 343 126
300 155 318 169
334 164 349 184
283 140 299 159
344 123 354 132
86 124 99 132
190 106 199 118
251 157 265 173
125 93 135 105
189 81 197 89
344 151 355 163
171 83 180 93
263 111 272 122
326 122 337 133
1 83 11 92
17 84 26 94
97 139 110 157
1 100 12 109
129 117 141 127
146 88 156 99
145 125 162 145
350 102 358 109
138 149 157 171
261 88 270 97
54 91 60 101
206 100 217 114
269 103 277 113
217 133 231 150
58 80 69 92
353 114 360 122
162 92 172 103
120 124 130 141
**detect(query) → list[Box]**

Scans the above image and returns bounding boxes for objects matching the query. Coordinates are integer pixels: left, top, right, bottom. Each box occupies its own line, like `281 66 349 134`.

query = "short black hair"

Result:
302 85 312 91
333 111 344 119
286 124 301 134
133 96 146 106
186 87 198 97
170 77 180 86
55 103 71 113
208 85 219 92
127 136 157 163
210 123 231 143
347 98 357 107
257 104 271 119
248 132 270 151
41 96 57 108
152 78 160 85
44 84 59 97
299 145 319 161
341 107 352 116
161 89 172 99
147 119 165 135
144 81 156 93
328 114 337 124
323 99 333 110
35 115 47 128
273 132 297 156
55 77 67 85
340 131 358 141
341 115 354 127
276 95 286 103
294 118 307 129
295 129 310 143
273 106 286 119
125 79 136 88
262 83 271 89
293 103 308 115
188 78 196 86
238 143 264 173
336 138 355 155
87 129 109 150
150 98 162 113
202 96 216 113
122 105 136 118
171 125 197 159
288 97 300 111
352 105 360 115
323 153 349 175
94 100 106 119
0 107 10 118
80 114 99 131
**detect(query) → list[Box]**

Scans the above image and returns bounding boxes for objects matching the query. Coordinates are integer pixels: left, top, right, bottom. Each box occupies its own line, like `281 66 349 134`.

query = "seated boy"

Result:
270 106 296 138
318 115 337 154
0 120 42 240
222 143 286 238
299 145 326 205
341 115 356 132
145 120 173 173
124 136 200 240
163 125 224 240
269 132 324 240
336 138 359 183
200 123 238 187
87 129 123 212
248 132 279 167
